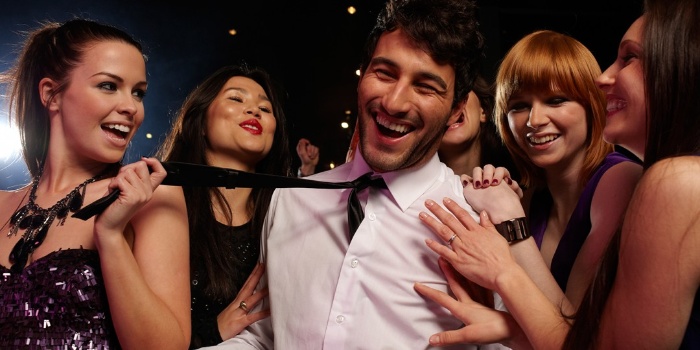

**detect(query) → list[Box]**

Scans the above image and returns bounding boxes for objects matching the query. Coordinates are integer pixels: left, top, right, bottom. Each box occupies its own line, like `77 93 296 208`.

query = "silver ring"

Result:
447 234 457 244
239 301 249 312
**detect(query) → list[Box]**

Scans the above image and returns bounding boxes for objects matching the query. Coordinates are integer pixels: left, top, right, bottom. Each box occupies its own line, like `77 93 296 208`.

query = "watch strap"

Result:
494 217 530 243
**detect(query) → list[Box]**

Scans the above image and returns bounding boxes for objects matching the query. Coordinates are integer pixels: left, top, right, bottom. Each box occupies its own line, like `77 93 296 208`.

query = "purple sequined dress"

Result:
0 249 119 349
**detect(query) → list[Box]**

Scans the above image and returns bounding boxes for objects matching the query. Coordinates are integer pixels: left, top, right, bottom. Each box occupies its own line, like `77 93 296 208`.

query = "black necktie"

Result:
347 172 387 241
73 163 387 243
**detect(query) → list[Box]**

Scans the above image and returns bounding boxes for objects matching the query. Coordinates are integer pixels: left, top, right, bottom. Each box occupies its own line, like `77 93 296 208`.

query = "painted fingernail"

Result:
506 177 513 184
462 179 468 187
474 181 481 187
492 179 499 185
483 179 489 186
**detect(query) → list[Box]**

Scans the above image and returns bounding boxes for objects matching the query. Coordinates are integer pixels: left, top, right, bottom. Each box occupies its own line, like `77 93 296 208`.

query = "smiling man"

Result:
205 0 488 349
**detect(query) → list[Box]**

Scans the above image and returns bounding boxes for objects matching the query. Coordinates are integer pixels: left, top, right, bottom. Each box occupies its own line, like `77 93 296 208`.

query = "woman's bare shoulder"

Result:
641 156 700 188
632 156 700 214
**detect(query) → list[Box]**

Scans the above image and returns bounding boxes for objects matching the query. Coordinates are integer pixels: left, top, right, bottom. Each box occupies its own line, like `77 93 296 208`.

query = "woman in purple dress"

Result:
414 0 700 348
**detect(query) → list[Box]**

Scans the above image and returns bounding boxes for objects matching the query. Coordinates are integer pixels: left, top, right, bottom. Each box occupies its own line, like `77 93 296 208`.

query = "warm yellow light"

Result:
146 133 153 139
341 122 349 129
345 110 351 115
355 69 361 76
347 6 356 15
330 162 336 169
228 29 237 36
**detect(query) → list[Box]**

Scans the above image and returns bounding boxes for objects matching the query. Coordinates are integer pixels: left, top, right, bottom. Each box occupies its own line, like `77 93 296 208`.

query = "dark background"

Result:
0 0 642 189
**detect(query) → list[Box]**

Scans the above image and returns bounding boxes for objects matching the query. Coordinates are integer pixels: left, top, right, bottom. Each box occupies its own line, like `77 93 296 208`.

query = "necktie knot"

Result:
351 172 386 191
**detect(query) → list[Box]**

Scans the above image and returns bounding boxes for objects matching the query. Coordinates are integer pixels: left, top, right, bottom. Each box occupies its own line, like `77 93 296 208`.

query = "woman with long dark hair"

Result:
157 64 291 349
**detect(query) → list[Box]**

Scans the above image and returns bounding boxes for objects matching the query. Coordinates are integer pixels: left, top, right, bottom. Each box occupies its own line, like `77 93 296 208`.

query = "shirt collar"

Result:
347 149 445 212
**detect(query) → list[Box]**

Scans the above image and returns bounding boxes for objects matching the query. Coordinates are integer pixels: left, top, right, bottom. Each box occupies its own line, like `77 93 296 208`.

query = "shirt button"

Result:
368 213 376 221
350 258 359 268
336 315 345 324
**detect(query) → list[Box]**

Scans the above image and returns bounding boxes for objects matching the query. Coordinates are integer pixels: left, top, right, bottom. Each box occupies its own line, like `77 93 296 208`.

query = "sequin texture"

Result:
0 249 118 349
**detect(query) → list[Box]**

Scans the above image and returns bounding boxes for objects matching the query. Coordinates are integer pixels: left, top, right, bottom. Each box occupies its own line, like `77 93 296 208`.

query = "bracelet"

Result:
494 217 530 243
297 167 312 177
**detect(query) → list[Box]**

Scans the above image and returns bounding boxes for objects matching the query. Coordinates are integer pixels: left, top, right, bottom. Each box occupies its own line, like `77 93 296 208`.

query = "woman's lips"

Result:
240 119 263 135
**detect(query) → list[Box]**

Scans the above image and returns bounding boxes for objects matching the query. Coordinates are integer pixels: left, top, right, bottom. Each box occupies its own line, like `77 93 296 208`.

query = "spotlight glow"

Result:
0 120 21 162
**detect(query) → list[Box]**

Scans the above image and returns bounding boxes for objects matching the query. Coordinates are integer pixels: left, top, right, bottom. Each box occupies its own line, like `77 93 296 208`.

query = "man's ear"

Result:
39 77 60 112
447 98 466 126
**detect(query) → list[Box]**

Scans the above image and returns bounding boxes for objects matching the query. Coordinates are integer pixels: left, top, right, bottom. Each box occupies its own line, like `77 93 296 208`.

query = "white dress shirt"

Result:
207 152 485 349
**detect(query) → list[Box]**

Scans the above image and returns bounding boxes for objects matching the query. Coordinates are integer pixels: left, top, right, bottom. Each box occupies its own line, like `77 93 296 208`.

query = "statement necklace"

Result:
7 171 102 272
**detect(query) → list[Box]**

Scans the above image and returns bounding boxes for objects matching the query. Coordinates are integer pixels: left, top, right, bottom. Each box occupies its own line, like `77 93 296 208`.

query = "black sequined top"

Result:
190 221 259 349
0 249 119 349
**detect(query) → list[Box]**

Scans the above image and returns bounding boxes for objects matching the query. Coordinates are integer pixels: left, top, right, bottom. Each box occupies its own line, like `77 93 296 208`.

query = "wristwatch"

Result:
494 217 530 243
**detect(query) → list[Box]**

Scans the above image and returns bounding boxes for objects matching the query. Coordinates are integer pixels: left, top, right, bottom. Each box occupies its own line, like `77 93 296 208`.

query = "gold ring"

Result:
239 301 249 312
447 234 457 244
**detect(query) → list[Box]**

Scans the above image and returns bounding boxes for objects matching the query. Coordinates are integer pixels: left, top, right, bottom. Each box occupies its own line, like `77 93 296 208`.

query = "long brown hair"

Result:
157 64 291 299
1 19 143 178
564 0 700 347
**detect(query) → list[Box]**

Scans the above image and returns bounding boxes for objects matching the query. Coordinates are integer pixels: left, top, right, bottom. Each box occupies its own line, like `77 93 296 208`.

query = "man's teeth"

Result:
607 100 626 112
376 115 410 134
105 124 130 133
528 135 558 144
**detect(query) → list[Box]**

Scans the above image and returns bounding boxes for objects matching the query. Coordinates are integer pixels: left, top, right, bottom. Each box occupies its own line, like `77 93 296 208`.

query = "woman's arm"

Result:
567 161 642 307
461 179 571 314
598 156 700 348
420 199 570 349
94 158 191 349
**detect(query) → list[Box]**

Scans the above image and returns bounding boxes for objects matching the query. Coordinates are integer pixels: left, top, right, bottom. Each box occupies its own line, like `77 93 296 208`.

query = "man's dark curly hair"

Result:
359 0 484 108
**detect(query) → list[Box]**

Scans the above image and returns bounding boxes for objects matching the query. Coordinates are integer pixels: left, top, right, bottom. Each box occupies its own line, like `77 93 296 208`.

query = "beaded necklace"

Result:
6 171 102 272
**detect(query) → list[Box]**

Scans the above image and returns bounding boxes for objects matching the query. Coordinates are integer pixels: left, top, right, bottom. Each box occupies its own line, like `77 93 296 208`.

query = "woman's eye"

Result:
548 97 568 105
260 106 272 113
98 82 117 91
622 54 637 65
133 89 147 101
228 96 243 102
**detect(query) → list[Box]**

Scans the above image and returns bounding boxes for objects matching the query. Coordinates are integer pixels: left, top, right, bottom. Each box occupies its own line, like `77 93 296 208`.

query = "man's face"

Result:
357 29 461 172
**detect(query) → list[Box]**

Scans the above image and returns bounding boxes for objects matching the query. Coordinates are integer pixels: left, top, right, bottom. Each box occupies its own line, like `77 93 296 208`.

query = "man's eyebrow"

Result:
369 56 397 69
